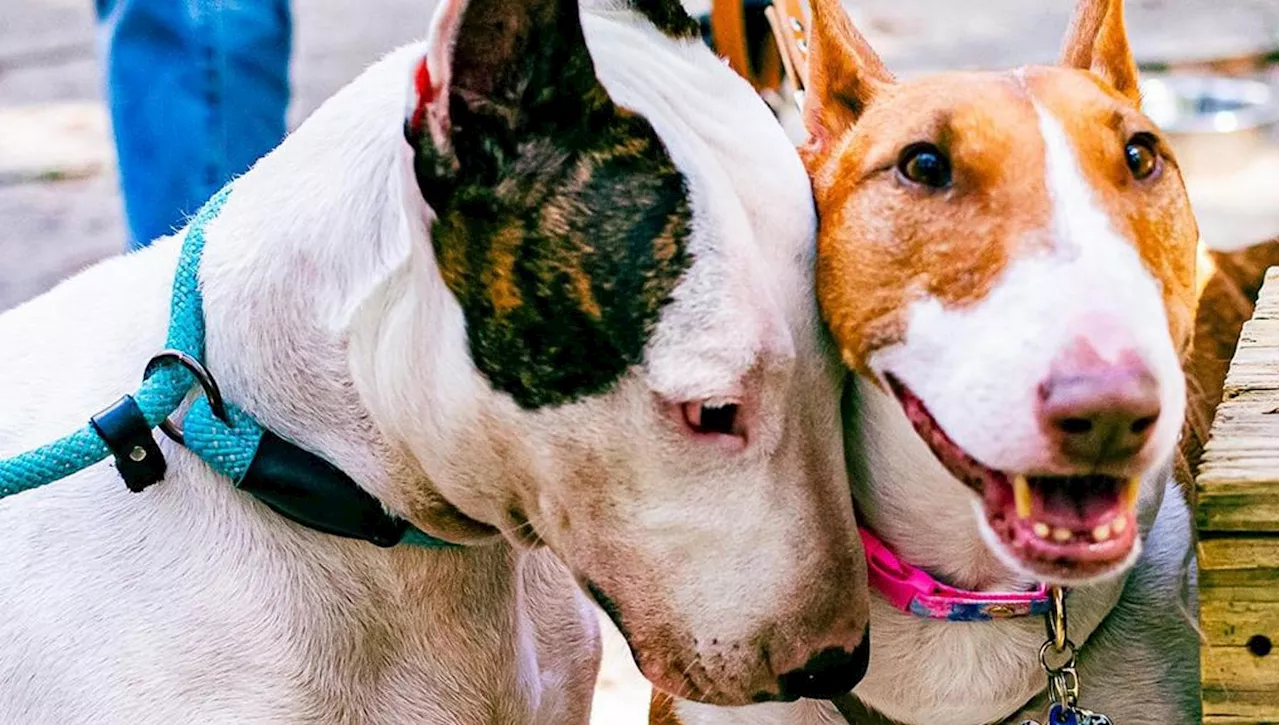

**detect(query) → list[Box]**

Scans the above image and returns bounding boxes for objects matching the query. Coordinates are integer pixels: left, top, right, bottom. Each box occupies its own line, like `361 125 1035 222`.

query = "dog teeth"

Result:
1112 516 1127 534
1013 475 1032 519
1051 527 1073 543
1123 477 1141 508
1092 523 1112 542
1033 522 1051 539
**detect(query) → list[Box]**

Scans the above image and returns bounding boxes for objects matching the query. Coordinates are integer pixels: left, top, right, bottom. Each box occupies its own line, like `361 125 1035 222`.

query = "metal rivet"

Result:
128 446 147 462
987 605 1013 618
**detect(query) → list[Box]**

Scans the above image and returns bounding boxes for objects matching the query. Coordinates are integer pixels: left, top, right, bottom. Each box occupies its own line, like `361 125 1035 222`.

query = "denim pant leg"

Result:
95 0 292 249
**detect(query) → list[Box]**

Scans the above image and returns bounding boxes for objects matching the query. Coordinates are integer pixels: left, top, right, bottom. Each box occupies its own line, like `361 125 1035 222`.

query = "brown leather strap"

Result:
708 0 785 91
711 0 753 82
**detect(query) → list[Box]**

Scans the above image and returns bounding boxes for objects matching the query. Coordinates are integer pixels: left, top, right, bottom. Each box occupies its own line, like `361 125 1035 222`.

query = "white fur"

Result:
873 103 1186 486
0 3 862 721
670 76 1198 725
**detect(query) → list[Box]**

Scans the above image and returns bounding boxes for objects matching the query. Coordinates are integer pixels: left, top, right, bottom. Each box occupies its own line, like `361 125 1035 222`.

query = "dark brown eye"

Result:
897 143 951 189
1125 134 1160 180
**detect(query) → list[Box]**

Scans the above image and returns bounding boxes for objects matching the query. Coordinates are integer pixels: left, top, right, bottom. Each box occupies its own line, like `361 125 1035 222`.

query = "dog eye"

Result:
681 400 743 438
1124 134 1160 180
897 143 952 189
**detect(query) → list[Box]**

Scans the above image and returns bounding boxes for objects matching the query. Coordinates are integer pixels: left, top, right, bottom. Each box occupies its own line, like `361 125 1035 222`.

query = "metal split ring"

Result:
1039 638 1079 673
144 349 228 445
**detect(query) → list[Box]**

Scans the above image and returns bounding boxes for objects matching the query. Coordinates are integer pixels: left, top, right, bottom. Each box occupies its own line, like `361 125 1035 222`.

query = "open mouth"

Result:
886 375 1139 580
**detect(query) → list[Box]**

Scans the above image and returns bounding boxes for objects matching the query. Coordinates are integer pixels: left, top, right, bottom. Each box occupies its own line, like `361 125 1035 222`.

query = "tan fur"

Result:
650 689 684 725
802 0 1197 376
1023 69 1199 351
1058 0 1141 103
806 71 1055 376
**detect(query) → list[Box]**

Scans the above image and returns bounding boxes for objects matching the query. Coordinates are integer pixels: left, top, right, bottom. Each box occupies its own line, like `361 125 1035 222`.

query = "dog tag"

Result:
1021 704 1114 725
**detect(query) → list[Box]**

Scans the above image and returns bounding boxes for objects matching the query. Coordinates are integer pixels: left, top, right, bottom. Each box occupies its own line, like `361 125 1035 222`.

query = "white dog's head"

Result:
357 0 870 705
802 0 1197 587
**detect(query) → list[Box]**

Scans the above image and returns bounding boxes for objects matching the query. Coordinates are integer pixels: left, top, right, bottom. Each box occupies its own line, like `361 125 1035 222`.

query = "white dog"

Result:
0 0 871 722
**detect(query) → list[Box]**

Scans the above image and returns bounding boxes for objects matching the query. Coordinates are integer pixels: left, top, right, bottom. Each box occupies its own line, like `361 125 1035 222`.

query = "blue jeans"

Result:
95 0 292 249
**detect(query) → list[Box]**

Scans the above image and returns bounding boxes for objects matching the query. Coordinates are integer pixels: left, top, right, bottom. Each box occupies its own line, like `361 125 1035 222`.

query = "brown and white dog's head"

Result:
365 0 869 705
803 0 1198 586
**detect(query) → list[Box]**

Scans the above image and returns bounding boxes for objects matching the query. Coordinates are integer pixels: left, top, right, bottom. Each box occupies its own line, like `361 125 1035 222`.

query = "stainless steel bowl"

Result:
1140 73 1277 177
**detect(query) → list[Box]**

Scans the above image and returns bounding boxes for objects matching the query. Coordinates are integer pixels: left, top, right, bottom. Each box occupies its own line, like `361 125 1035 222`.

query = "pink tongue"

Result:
1030 475 1123 529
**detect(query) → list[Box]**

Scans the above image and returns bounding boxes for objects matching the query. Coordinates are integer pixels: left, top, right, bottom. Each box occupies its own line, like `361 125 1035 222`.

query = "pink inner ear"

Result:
409 58 435 135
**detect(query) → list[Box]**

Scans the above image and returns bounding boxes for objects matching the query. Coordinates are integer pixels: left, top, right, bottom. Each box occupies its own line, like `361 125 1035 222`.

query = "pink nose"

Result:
1037 355 1161 466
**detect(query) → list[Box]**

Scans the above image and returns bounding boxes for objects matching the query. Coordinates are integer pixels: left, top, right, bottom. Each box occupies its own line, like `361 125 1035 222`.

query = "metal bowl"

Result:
1140 73 1277 176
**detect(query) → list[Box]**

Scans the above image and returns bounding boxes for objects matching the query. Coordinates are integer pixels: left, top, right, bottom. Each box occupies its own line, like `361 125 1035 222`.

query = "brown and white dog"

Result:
655 0 1202 723
0 0 872 721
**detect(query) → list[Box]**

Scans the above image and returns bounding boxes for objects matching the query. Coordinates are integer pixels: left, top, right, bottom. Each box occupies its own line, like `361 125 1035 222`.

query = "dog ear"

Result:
405 0 610 163
802 0 893 151
1059 0 1141 105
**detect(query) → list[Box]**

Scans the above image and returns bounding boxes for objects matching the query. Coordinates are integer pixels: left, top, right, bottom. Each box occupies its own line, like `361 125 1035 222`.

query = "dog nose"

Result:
1038 359 1160 465
775 629 871 701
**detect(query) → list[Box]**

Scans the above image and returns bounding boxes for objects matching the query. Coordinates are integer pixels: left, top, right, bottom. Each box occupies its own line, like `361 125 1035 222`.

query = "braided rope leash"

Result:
0 186 450 551
0 187 253 497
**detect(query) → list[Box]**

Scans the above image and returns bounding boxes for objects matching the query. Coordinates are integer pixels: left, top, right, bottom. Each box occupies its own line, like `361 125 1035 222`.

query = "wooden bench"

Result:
1197 266 1279 724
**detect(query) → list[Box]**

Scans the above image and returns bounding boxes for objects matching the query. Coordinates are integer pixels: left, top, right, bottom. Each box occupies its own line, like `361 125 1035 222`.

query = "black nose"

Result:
776 629 871 701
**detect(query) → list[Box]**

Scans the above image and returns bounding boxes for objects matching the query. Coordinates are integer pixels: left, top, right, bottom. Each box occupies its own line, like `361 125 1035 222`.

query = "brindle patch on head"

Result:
410 0 693 409
1022 67 1199 351
809 71 1053 375
627 0 701 39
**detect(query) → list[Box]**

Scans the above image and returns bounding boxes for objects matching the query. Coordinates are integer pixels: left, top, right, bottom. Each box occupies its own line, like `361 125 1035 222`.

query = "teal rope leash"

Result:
0 187 238 497
0 186 451 550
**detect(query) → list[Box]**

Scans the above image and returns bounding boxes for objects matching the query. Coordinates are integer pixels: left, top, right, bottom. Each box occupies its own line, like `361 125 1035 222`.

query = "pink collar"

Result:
860 528 1050 621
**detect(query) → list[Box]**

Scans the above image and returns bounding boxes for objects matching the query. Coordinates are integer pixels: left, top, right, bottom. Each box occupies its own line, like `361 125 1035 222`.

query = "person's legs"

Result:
95 0 292 250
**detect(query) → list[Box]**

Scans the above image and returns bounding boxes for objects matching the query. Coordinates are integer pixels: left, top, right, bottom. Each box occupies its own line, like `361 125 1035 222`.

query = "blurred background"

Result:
0 0 1274 722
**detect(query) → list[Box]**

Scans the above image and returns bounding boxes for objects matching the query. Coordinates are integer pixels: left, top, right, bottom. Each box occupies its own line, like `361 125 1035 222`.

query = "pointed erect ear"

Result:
1059 0 1141 105
803 0 894 151
405 0 608 161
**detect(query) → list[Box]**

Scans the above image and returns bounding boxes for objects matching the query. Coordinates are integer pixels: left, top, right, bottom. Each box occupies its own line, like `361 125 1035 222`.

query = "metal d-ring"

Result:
144 349 228 445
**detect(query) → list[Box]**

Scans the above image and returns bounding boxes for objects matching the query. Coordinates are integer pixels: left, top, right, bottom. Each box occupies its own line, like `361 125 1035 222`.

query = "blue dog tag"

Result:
1022 704 1113 725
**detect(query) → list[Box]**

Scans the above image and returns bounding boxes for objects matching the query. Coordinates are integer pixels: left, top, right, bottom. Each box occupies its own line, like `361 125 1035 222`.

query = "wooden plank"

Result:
1202 644 1278 694
1199 538 1280 572
1200 600 1280 647
1201 584 1280 604
1196 269 1280 539
1196 491 1279 532
1204 698 1280 725
1253 269 1279 319
1198 267 1279 722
